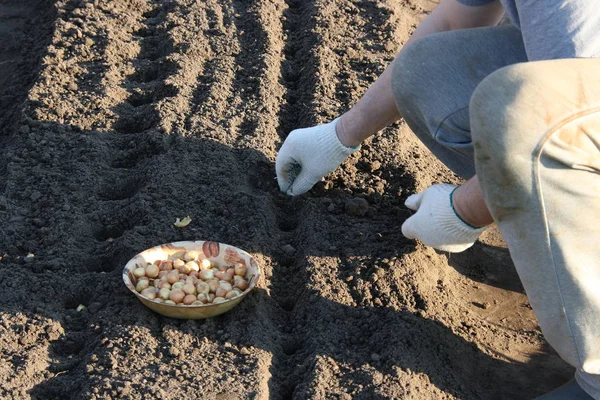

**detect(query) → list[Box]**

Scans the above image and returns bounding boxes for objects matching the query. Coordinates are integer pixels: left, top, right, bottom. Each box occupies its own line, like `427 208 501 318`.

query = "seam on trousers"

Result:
434 105 471 147
534 105 600 369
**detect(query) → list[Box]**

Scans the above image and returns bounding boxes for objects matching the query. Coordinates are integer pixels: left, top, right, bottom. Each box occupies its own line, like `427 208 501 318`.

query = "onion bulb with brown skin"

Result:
225 268 235 282
208 279 219 293
133 267 146 278
197 293 208 303
234 263 247 276
219 281 233 292
169 289 185 304
183 294 197 305
136 280 149 292
159 260 173 271
183 283 196 295
184 251 199 262
158 281 172 289
167 270 180 284
159 288 171 300
215 288 228 298
196 281 210 295
200 259 212 270
146 264 159 278
199 269 214 281
234 278 248 291
233 275 244 286
225 291 237 299
141 288 157 299
185 261 199 272
172 281 184 290
213 297 226 304
214 271 227 281
173 259 185 270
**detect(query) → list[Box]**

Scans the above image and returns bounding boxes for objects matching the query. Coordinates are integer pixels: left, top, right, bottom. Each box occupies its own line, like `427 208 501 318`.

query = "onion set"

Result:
133 251 250 306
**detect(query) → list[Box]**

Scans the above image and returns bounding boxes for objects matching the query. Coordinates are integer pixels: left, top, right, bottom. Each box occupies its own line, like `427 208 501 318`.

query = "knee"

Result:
469 61 581 155
391 37 440 121
470 62 542 162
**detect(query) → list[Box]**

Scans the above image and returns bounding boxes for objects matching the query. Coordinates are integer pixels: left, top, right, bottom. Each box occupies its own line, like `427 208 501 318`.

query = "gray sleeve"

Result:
515 0 600 60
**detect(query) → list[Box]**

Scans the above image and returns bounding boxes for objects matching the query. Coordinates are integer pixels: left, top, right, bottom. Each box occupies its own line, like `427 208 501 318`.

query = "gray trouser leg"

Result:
391 25 527 178
471 59 600 399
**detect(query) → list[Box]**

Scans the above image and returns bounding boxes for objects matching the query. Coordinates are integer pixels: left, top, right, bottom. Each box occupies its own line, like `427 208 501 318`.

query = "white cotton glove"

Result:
401 184 488 253
276 118 359 196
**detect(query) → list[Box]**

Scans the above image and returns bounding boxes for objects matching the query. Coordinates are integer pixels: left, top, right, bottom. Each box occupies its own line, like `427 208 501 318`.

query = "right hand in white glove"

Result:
276 118 359 196
402 184 488 253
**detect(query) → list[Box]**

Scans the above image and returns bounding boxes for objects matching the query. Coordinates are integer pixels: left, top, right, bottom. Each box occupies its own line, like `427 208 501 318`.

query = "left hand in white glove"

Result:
401 184 488 253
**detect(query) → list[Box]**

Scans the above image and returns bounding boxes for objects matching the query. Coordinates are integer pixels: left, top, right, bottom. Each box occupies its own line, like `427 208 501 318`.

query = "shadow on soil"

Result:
0 127 571 399
0 1 571 396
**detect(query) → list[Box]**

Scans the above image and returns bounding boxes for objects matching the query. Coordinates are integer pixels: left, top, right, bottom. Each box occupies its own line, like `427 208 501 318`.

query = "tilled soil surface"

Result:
0 0 573 399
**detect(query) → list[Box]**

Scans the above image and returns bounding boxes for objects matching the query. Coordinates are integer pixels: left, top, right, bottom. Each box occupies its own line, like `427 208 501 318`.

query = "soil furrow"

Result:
88 0 179 273
277 0 320 136
178 0 239 143
256 0 325 397
0 0 55 193
113 0 177 135
229 0 285 153
0 0 576 398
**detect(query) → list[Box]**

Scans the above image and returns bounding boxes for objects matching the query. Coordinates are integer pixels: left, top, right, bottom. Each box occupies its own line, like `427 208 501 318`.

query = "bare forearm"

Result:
336 10 449 147
336 0 504 147
452 175 493 228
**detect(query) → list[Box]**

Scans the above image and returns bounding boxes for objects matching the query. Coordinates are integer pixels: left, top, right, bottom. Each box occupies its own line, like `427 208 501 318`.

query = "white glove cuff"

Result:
435 184 487 242
317 118 360 161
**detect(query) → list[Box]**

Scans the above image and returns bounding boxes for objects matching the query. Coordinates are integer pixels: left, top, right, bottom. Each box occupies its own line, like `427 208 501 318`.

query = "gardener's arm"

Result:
340 0 499 248
336 0 504 147
276 0 504 196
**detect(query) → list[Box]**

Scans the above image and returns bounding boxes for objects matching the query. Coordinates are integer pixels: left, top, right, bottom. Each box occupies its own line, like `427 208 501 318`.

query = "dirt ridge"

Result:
0 0 574 398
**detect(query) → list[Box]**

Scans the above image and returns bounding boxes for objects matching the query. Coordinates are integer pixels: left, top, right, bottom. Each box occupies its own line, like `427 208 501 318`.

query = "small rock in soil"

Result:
88 302 101 314
345 197 369 217
373 372 384 385
371 353 381 362
282 244 295 255
368 160 381 172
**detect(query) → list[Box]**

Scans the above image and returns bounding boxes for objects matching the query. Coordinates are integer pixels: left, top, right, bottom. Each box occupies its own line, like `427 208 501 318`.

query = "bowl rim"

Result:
122 240 261 309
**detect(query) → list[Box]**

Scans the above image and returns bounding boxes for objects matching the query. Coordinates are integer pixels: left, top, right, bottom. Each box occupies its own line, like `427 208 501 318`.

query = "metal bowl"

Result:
123 241 260 319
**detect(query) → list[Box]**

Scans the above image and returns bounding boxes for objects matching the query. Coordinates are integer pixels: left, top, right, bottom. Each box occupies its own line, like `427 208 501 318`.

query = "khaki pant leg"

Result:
471 59 600 398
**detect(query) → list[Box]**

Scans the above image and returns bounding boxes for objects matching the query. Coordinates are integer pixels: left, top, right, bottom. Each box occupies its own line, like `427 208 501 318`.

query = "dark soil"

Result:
0 0 572 399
